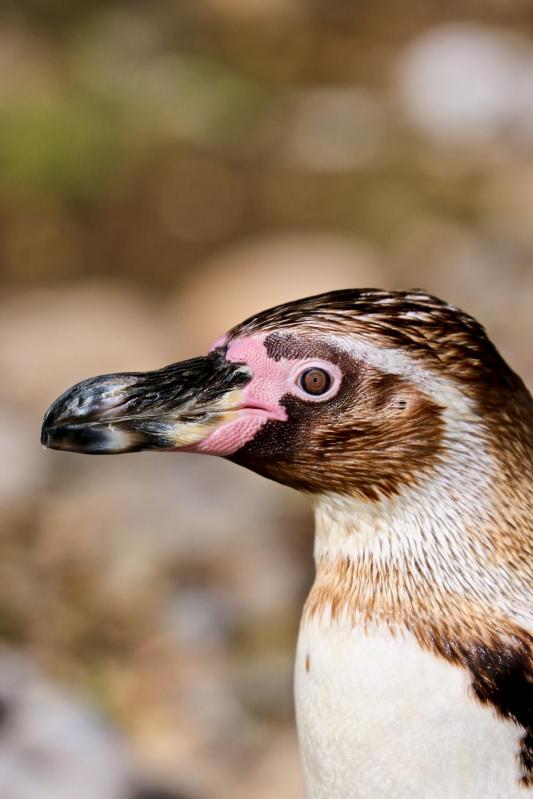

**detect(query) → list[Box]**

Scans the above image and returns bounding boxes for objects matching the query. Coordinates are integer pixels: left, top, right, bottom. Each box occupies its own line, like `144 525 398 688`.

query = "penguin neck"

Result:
305 460 529 631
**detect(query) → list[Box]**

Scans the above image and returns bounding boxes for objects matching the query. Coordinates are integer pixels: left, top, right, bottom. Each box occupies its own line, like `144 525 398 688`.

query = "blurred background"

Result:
0 1 532 796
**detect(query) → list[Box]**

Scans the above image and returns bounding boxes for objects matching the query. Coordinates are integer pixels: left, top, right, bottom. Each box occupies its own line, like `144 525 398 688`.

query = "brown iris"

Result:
299 367 331 396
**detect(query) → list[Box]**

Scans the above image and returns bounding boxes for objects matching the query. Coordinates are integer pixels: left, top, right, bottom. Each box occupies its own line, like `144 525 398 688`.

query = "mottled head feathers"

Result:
229 288 511 386
226 289 532 502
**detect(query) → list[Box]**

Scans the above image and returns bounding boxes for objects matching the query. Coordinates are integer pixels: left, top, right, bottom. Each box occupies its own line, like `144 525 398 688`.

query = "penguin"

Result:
42 289 533 798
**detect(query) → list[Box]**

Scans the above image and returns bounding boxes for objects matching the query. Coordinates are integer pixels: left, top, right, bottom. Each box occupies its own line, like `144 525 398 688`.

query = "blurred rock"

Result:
38 454 308 619
281 88 385 171
29 449 308 798
398 25 533 146
166 233 387 351
123 643 266 799
221 730 304 799
0 284 172 415
0 409 46 507
0 652 131 799
162 588 235 652
232 651 294 721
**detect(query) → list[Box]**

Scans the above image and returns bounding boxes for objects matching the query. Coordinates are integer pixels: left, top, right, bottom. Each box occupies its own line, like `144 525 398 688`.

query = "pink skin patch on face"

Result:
188 333 342 457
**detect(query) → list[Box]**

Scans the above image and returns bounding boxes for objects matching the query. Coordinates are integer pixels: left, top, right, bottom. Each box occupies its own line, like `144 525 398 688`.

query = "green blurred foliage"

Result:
0 94 127 198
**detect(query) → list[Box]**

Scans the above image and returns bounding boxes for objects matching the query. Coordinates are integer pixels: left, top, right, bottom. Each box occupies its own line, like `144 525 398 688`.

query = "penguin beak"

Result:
41 351 252 454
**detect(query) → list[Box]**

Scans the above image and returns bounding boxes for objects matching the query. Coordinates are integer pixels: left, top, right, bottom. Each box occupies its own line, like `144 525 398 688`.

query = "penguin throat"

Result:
306 452 521 628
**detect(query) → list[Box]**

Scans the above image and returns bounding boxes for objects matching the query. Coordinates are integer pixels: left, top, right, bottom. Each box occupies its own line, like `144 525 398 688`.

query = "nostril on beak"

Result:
45 376 139 426
73 388 123 419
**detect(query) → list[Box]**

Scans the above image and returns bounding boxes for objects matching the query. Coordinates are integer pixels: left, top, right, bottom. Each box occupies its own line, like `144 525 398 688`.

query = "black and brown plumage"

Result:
42 289 533 798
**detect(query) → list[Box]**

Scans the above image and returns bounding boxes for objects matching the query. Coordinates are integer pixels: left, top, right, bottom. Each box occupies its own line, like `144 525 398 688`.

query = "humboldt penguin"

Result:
42 289 533 798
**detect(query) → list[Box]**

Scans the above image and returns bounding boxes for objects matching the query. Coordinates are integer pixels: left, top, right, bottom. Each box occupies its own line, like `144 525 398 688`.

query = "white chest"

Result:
294 619 529 799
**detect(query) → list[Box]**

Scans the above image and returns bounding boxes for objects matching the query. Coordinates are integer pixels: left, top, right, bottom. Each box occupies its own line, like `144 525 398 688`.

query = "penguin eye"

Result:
299 368 332 396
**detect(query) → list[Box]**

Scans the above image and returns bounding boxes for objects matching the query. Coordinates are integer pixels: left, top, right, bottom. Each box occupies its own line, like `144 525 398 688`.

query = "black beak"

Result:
41 350 251 454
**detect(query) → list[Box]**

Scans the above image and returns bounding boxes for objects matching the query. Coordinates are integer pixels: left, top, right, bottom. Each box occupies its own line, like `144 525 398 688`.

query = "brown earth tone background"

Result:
1 1 532 797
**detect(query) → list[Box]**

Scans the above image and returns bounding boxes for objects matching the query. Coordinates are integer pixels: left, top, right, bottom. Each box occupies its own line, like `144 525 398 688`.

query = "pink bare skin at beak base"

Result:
188 334 342 457
191 334 288 456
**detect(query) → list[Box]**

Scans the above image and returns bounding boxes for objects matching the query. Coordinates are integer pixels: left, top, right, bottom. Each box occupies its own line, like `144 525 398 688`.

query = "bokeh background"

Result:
1 1 532 797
